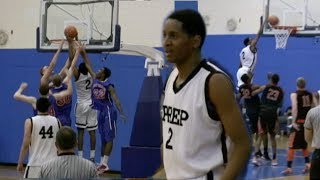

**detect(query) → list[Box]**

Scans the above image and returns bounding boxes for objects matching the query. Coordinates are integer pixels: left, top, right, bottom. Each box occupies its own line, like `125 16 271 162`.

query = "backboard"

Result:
37 0 120 52
263 0 320 36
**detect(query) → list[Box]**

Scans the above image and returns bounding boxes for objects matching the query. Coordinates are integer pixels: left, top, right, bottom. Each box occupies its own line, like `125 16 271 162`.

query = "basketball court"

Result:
1 0 320 179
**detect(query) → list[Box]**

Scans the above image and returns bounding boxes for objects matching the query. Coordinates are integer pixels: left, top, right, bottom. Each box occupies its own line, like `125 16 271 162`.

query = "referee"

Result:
305 106 320 179
40 127 98 179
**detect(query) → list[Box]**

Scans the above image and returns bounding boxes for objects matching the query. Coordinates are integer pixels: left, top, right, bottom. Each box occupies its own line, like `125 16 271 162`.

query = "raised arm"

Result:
40 40 65 86
250 15 268 50
53 48 80 100
81 48 96 79
252 85 266 96
17 118 32 172
108 85 126 121
209 73 250 180
58 40 80 79
13 82 37 109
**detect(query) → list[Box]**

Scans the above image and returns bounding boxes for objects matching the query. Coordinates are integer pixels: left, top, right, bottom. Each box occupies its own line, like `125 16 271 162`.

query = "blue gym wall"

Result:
1 35 320 171
1 0 320 172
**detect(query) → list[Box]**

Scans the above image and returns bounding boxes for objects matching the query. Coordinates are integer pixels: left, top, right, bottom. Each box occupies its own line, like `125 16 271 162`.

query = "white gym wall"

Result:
2 0 319 48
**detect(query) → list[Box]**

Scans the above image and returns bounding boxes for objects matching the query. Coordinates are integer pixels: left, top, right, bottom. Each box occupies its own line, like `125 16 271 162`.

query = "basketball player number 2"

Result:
85 80 91 90
166 128 173 149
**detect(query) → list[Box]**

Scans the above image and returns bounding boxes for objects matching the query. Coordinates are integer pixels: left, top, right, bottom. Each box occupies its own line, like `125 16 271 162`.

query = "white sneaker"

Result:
271 159 278 166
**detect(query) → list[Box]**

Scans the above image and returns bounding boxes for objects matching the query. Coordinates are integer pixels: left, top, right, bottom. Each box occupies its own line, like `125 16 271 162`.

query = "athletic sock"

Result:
78 151 83 157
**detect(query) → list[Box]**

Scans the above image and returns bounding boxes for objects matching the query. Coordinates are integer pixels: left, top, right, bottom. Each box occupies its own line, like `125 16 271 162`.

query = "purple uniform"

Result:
91 79 117 143
50 83 72 126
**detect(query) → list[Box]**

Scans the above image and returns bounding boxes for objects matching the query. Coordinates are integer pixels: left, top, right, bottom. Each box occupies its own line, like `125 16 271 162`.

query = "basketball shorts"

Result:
75 102 98 131
310 149 320 180
236 66 250 89
258 110 277 134
288 129 307 149
246 110 259 134
98 106 117 143
24 166 41 178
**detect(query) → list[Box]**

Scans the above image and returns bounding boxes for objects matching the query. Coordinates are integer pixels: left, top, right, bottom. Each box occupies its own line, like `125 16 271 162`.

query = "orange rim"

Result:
272 26 299 34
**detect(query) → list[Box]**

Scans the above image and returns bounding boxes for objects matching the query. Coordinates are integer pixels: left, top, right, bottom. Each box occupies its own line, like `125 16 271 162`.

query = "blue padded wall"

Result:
129 76 163 147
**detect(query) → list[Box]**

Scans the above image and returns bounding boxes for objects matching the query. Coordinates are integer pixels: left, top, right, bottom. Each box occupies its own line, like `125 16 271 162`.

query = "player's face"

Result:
96 69 104 80
162 19 195 64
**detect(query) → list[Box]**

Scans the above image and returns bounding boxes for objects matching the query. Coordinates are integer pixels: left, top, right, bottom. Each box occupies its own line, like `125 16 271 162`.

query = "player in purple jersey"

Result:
49 48 81 126
81 48 126 173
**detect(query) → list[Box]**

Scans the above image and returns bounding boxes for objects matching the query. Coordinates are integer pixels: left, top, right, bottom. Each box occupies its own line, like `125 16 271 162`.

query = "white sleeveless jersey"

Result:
162 60 232 179
28 115 60 166
240 45 257 72
75 73 93 103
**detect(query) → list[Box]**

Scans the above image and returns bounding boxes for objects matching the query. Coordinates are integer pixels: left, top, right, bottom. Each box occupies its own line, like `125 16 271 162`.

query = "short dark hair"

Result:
271 74 280 84
243 37 250 46
241 74 250 84
38 84 49 96
78 63 88 75
56 127 77 150
167 9 206 49
103 67 111 79
36 97 51 113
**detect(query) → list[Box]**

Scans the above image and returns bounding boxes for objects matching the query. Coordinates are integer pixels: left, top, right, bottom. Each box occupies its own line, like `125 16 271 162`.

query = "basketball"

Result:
268 15 279 26
64 25 78 39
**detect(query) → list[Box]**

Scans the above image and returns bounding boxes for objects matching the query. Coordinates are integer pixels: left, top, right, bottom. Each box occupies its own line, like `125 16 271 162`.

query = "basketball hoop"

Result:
272 26 297 49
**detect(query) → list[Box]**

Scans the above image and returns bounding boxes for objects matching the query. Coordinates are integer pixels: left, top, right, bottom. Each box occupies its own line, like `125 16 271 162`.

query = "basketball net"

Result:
273 27 295 49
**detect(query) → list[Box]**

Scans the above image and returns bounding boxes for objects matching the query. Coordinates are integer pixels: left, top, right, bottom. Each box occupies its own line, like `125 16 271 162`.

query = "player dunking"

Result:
73 61 97 162
236 17 266 88
282 77 312 175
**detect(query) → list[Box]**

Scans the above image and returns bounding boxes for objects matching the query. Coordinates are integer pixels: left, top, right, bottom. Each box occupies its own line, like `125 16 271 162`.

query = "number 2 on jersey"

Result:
85 80 91 90
166 127 173 150
39 126 54 139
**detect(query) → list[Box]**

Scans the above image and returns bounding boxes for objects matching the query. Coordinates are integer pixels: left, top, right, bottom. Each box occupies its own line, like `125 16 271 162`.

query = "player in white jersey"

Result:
237 17 266 88
74 61 97 161
17 97 61 178
155 9 251 180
